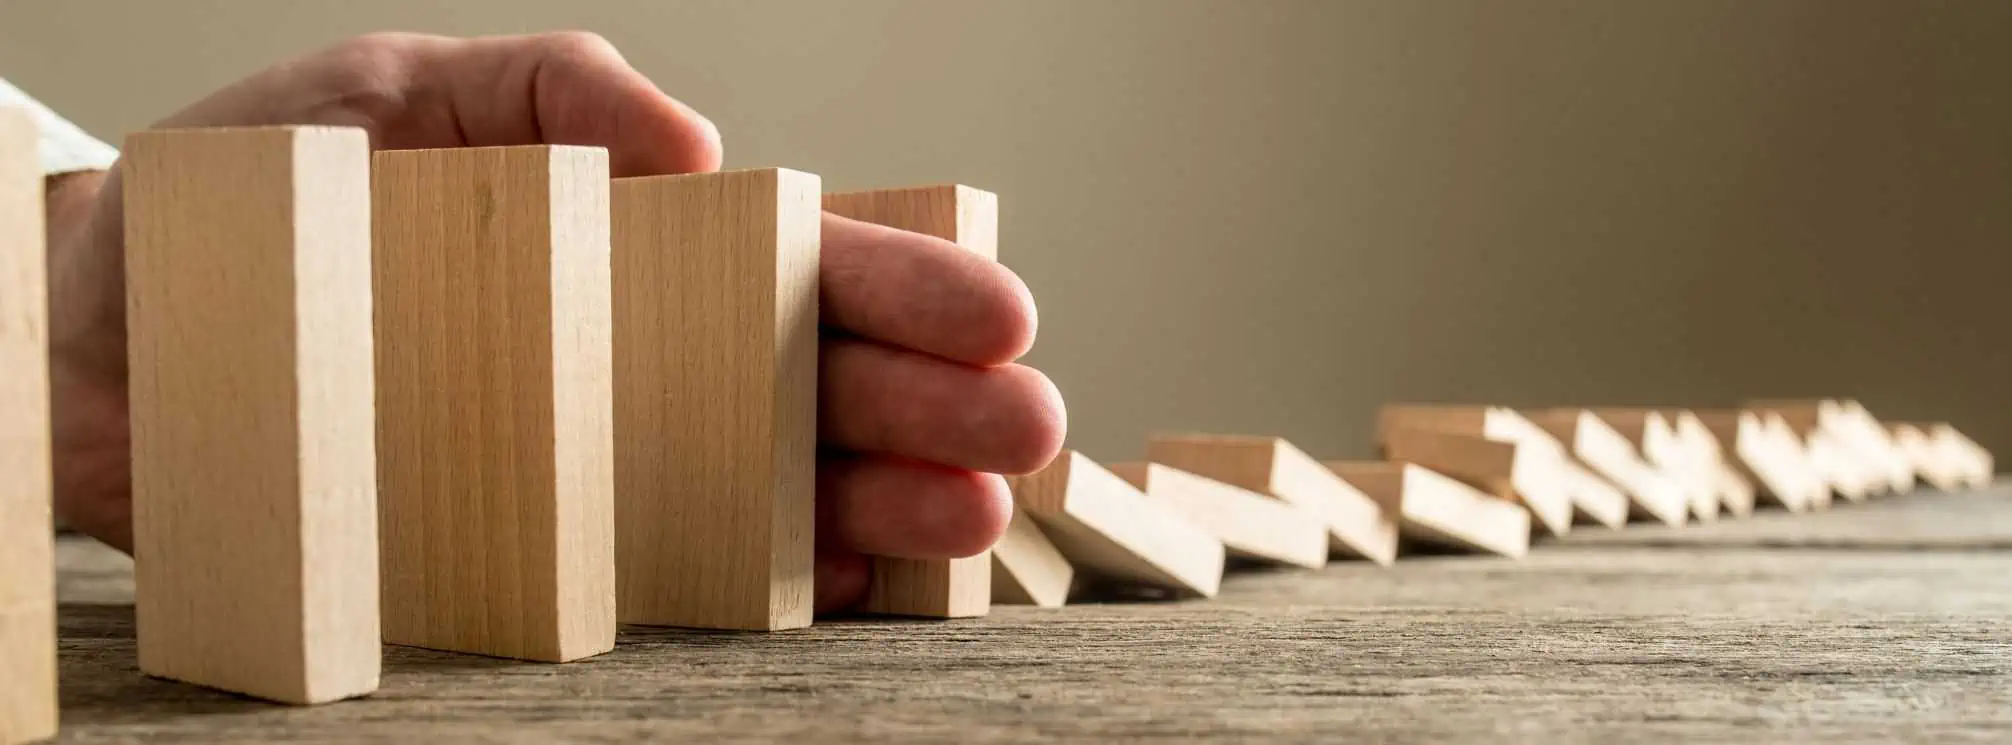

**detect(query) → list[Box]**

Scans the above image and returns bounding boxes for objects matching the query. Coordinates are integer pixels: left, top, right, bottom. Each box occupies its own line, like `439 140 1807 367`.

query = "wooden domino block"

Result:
1746 399 1888 498
1666 411 1756 518
1 108 57 745
1891 423 1962 491
1590 409 1718 522
1380 428 1574 537
1804 428 1871 503
1926 424 1994 489
1145 434 1397 566
1108 462 1329 570
124 126 379 704
825 184 997 618
1326 462 1530 558
1758 413 1834 509
1378 404 1624 529
1527 410 1689 526
1009 451 1225 598
1837 400 1917 492
990 508 1073 608
372 146 615 661
1693 410 1819 511
612 168 820 631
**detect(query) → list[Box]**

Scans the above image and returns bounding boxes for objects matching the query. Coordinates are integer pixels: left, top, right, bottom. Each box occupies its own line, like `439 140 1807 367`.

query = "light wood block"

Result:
1837 400 1917 493
1666 411 1757 518
1145 434 1397 566
1009 451 1225 598
1926 424 1994 489
1759 413 1833 509
1325 462 1530 559
1746 398 1898 497
123 126 379 704
1380 428 1573 537
1 107 56 745
825 184 998 618
1378 404 1624 529
1560 460 1632 529
372 146 615 661
989 508 1073 608
1591 409 1719 522
1891 424 1962 491
1527 410 1689 526
1805 429 1871 503
612 168 820 631
1108 462 1328 570
1694 411 1820 511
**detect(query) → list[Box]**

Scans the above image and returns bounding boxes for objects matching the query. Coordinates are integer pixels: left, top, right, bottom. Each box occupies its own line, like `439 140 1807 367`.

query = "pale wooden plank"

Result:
1144 434 1397 565
1326 462 1531 559
1590 409 1719 522
372 146 615 661
1108 462 1329 569
1380 428 1574 537
990 508 1073 608
1527 410 1688 526
1745 399 1892 499
123 126 379 704
0 107 57 745
1664 411 1757 518
612 168 820 631
824 184 997 619
1379 404 1626 530
1693 410 1821 511
1009 451 1225 598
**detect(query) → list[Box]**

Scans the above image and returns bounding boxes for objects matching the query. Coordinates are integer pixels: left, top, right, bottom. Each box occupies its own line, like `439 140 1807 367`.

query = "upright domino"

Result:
1108 462 1330 570
1380 428 1576 537
124 126 379 704
1692 410 1819 511
1 108 57 744
825 184 997 618
1589 409 1718 522
1526 409 1689 526
990 508 1073 608
1378 405 1627 529
612 168 820 631
372 146 616 660
1144 434 1397 566
1325 462 1531 559
1010 451 1225 598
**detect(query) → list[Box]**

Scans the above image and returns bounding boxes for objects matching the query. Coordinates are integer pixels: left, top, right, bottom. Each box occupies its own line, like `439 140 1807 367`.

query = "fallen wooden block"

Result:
989 508 1073 608
1836 400 1916 492
1378 405 1617 530
1559 461 1632 529
1804 428 1872 504
1758 413 1834 509
124 126 380 704
1667 411 1757 518
1745 398 1888 499
1009 451 1225 598
1891 423 1962 491
372 145 616 661
612 168 821 631
1527 410 1689 526
1380 428 1575 537
1928 424 1995 489
1692 411 1821 511
1145 434 1397 566
1108 462 1329 569
1590 409 1718 522
826 184 998 619
1 107 57 745
1326 462 1531 559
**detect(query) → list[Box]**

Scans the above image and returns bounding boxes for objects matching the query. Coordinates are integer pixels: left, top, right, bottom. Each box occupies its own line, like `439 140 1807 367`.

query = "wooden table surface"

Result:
47 484 2012 744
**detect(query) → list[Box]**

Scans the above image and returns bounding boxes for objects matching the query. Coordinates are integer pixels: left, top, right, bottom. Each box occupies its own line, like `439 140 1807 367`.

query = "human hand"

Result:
46 31 1065 613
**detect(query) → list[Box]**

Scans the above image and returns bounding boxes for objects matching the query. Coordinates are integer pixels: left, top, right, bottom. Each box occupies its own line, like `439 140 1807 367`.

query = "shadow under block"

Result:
1380 428 1573 537
1145 434 1398 566
825 184 998 618
1692 411 1819 511
1590 409 1719 522
1107 462 1328 569
1009 452 1225 598
1527 410 1688 527
123 126 380 704
1325 462 1530 559
1378 404 1620 530
990 509 1073 607
612 168 820 631
1 108 56 745
371 146 615 661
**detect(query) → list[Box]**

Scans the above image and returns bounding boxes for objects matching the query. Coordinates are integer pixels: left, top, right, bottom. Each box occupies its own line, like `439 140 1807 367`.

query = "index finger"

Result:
819 213 1038 367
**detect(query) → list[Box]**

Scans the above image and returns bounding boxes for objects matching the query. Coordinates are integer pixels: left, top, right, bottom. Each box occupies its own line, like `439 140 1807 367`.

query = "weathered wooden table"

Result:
50 485 2012 743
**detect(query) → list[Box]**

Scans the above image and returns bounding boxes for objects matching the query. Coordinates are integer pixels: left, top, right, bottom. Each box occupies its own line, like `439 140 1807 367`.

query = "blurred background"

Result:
4 0 2007 462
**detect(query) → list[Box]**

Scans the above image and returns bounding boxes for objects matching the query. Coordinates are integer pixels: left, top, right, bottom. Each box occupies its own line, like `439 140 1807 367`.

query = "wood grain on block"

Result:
1381 428 1572 537
1108 462 1328 569
1692 411 1813 511
1325 462 1530 559
1009 452 1225 598
0 107 56 745
990 509 1072 608
1527 410 1688 526
1591 409 1718 522
372 146 615 661
1668 411 1756 518
123 126 379 704
826 184 996 618
1891 424 1961 491
612 168 820 631
1145 434 1398 566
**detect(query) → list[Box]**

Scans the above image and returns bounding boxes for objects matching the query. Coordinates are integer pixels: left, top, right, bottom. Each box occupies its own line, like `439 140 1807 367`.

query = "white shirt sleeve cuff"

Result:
0 76 121 176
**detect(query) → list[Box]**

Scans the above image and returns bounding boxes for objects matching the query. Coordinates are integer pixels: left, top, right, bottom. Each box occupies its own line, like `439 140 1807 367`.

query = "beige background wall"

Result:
4 0 2008 462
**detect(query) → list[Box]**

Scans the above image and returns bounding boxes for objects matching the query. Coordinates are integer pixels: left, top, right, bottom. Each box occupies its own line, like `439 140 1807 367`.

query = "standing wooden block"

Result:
613 168 820 631
1379 405 1625 529
1146 434 1398 566
372 146 615 661
825 184 996 618
1526 410 1689 526
1009 451 1225 598
1108 462 1329 569
1693 411 1818 511
1590 410 1718 522
1380 428 1574 537
1666 411 1757 518
1326 462 1531 559
123 126 379 704
1 108 56 745
990 508 1073 608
